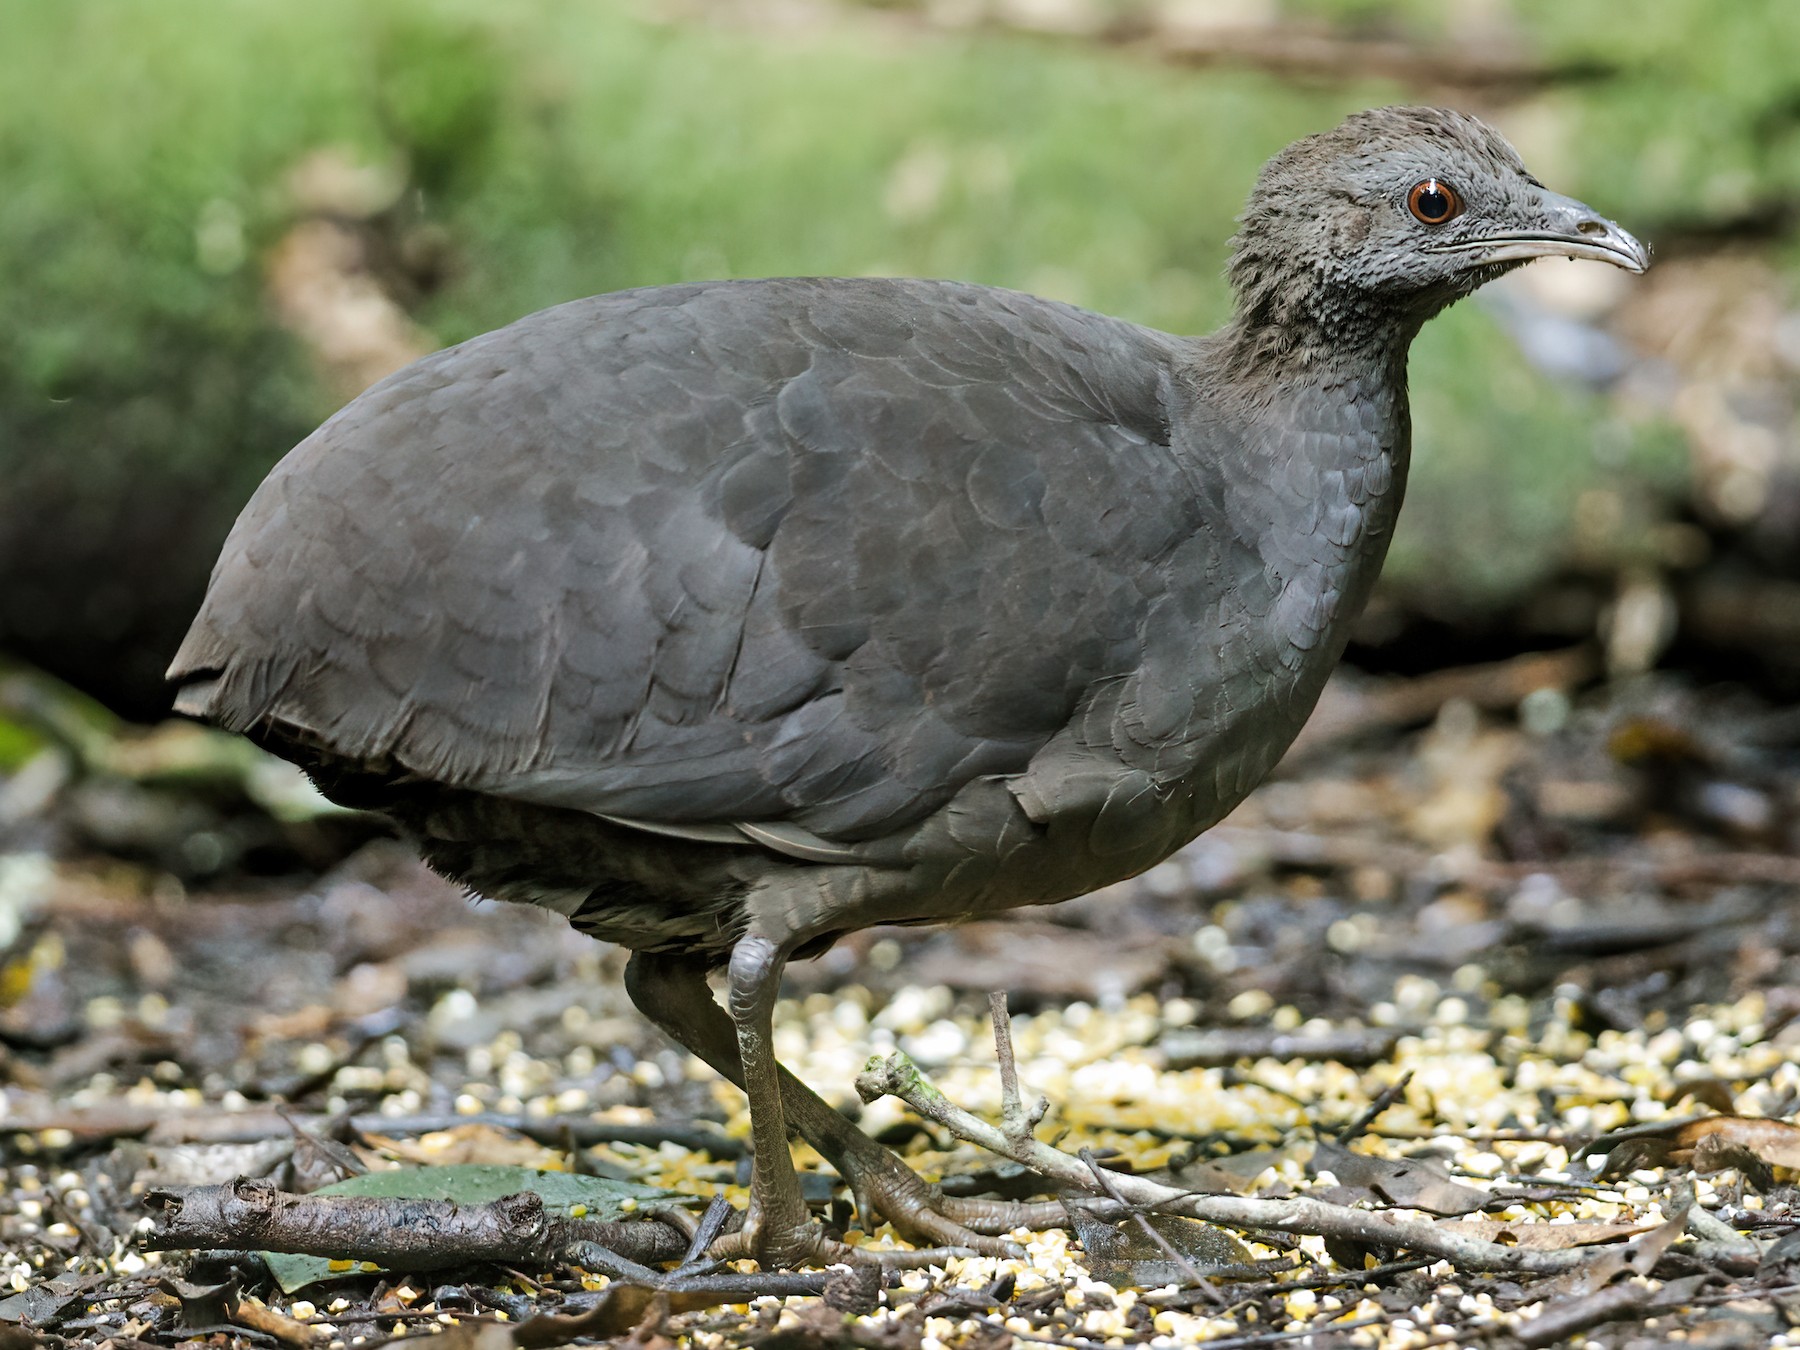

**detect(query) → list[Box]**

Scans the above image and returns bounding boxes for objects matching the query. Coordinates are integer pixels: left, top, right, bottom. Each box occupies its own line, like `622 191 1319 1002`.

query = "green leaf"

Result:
0 715 45 773
264 1163 690 1292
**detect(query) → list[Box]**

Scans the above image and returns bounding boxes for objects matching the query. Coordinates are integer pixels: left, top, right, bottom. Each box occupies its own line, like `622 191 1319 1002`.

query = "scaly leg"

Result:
708 933 823 1265
625 950 1048 1259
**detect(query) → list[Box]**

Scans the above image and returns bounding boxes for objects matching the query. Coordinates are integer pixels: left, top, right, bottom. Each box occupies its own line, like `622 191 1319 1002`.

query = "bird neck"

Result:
1147 314 1415 812
1215 268 1430 386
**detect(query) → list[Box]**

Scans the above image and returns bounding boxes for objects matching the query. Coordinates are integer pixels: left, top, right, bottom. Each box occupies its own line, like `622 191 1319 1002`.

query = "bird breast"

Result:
997 364 1409 895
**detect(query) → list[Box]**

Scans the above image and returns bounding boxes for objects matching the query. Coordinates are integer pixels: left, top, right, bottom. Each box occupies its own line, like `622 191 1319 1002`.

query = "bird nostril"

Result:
1577 219 1607 237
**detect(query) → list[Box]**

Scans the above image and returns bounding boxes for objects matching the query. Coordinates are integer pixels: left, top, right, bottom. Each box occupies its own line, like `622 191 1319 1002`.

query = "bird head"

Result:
1227 106 1648 355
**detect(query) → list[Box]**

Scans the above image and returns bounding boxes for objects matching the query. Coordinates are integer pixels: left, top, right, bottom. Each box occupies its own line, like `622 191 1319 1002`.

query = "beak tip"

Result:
1614 230 1652 275
1539 188 1652 276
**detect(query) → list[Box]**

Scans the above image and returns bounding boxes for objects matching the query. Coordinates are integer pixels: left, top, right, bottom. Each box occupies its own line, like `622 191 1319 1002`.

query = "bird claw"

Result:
840 1158 1038 1258
704 1216 987 1271
705 1168 841 1267
705 1215 853 1269
701 1182 1031 1269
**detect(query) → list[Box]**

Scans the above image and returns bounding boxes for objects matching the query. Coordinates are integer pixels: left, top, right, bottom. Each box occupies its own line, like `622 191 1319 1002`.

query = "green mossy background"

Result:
2 0 1791 715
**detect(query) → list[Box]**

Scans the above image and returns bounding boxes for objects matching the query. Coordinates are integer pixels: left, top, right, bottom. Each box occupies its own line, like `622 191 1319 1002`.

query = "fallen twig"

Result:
230 1296 328 1347
996 983 1224 1302
562 1244 871 1304
1334 1070 1413 1144
1283 646 1600 763
1515 1274 1710 1349
988 990 1048 1144
668 1192 733 1273
1201 823 1800 898
1160 1026 1402 1071
140 1177 690 1270
1074 1146 1229 1305
1682 1203 1762 1274
856 1050 1660 1276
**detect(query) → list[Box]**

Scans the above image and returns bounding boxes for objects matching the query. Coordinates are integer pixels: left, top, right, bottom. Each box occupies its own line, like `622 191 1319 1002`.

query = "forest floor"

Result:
2 655 1798 1348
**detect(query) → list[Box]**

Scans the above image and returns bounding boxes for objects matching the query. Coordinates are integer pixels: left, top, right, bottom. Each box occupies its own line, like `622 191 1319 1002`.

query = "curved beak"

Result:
1428 188 1651 274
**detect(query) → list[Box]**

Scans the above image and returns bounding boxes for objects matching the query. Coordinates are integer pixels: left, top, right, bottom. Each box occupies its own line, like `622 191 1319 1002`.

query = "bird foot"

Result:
705 1205 983 1270
833 1137 1052 1258
860 1181 1045 1258
705 1211 854 1269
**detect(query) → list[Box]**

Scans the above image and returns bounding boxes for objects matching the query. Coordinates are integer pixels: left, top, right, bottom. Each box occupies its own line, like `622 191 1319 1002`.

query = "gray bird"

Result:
170 106 1648 1266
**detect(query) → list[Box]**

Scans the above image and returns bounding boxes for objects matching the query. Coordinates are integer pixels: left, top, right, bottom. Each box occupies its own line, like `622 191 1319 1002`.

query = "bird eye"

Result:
1407 179 1463 225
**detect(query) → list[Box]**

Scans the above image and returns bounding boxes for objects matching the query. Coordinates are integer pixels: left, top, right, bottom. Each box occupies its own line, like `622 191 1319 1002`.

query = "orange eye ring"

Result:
1407 179 1464 225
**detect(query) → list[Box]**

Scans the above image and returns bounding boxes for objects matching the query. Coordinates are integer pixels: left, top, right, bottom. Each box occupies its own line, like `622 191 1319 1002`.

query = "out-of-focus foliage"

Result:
1397 307 1690 614
1498 1 1800 226
1278 0 1800 230
1 0 1792 713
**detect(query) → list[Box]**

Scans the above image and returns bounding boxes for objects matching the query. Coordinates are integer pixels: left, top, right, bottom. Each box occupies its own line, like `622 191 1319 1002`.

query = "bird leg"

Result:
707 932 826 1267
787 1095 1037 1257
624 951 1041 1260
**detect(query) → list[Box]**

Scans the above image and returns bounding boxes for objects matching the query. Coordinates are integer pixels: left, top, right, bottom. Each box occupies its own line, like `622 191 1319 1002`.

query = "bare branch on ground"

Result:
139 1177 690 1270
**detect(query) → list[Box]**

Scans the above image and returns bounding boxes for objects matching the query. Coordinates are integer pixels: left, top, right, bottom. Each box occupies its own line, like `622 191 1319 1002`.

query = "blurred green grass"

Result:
2 0 1791 712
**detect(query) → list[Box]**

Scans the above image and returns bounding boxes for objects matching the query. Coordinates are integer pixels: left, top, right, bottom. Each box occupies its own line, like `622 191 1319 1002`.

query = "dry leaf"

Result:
362 1122 566 1170
1067 1206 1254 1289
1669 1116 1800 1170
1539 1189 1693 1300
1588 1114 1800 1183
1444 1219 1659 1249
1664 1079 1739 1114
1311 1140 1490 1216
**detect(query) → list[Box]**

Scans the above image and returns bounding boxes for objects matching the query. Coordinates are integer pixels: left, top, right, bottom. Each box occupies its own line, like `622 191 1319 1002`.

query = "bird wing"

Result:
170 278 1205 855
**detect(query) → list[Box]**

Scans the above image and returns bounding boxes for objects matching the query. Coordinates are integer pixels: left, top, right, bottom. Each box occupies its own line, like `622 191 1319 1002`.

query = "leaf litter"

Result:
1 661 1798 1348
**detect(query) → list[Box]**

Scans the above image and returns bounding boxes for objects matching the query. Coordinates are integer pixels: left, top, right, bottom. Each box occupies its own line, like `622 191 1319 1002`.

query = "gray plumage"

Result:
170 106 1647 1262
